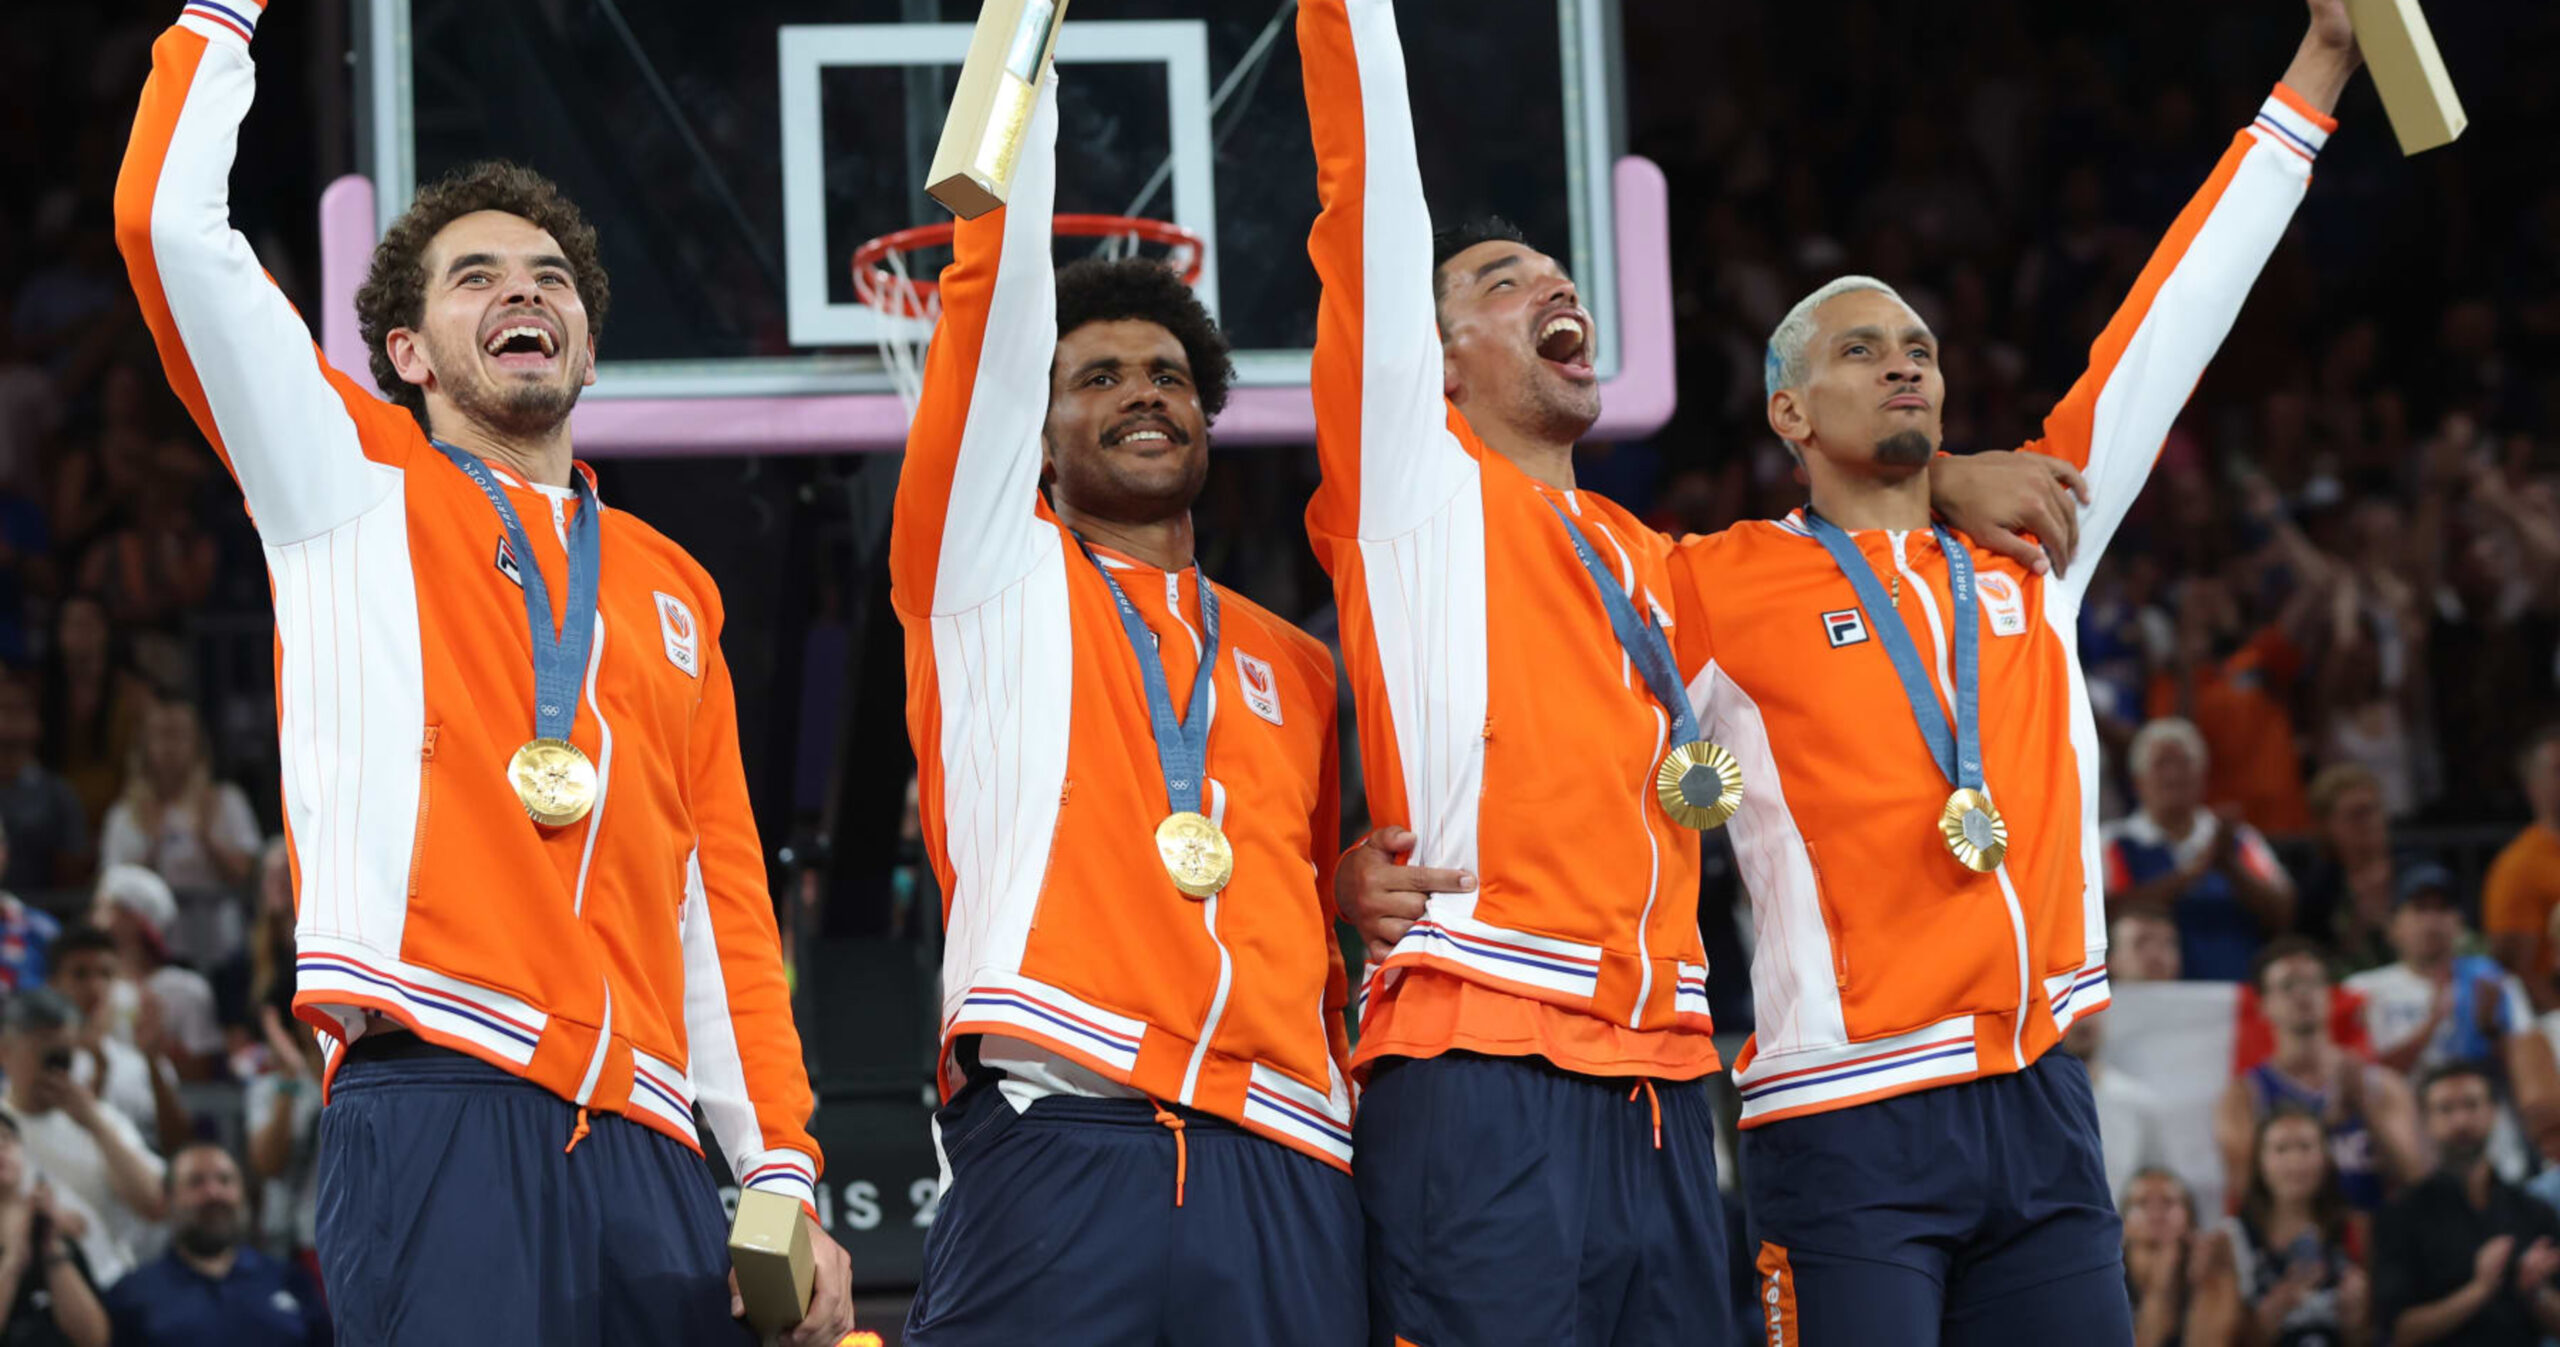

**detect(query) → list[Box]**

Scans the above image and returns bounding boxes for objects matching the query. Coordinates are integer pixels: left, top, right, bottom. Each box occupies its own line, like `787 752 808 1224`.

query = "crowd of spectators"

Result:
3 4 334 1337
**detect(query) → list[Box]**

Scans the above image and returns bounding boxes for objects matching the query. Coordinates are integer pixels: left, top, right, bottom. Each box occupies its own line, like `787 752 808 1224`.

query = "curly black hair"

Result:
1429 215 1532 323
354 161 610 431
1054 257 1232 421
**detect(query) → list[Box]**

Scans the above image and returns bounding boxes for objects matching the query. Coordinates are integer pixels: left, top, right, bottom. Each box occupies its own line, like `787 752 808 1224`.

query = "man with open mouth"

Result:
1298 1 2090 1342
113 2 853 1342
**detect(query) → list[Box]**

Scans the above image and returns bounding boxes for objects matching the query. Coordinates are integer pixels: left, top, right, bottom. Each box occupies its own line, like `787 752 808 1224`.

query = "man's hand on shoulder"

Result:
1931 450 2091 579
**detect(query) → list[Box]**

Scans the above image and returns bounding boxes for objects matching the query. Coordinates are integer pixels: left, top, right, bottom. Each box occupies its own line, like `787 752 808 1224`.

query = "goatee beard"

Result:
2437 1138 2489 1176
465 379 582 439
1874 429 1935 466
175 1214 240 1259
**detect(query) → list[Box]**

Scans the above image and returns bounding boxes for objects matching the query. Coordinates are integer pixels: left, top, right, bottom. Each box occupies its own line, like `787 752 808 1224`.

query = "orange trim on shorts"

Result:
1756 1242 1800 1347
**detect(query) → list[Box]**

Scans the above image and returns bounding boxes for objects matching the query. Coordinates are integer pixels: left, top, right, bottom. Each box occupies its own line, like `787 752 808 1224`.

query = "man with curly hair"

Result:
889 74 1361 1345
111 3 851 1343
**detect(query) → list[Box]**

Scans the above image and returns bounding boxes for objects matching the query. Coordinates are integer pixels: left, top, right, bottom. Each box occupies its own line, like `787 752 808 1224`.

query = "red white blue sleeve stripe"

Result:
180 0 259 46
2251 85 2336 164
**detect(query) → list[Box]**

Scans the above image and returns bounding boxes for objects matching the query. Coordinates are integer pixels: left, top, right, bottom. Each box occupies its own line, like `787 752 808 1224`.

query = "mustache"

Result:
1103 414 1191 448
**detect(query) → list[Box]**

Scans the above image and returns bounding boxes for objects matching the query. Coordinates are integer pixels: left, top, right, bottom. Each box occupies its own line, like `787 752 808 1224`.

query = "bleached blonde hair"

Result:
1763 275 1911 398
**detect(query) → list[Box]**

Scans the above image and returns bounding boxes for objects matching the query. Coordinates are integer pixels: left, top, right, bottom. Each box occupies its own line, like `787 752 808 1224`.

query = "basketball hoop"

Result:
853 213 1207 415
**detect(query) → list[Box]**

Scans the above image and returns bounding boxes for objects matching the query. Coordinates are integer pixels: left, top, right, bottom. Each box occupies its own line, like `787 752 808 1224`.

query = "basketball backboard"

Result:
326 0 1669 453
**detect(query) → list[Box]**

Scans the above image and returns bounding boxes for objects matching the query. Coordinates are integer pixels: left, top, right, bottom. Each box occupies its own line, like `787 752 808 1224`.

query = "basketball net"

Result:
854 215 1208 418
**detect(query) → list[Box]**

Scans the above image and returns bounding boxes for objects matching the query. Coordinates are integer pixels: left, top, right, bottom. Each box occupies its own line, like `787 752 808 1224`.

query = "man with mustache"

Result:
891 74 1360 1345
104 1144 325 1346
1299 1 2084 1340
2374 1062 2560 1344
1671 2 2368 1338
113 3 851 1342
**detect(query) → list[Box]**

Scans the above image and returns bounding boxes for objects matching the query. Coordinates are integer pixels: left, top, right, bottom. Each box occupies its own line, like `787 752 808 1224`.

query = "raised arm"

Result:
2026 5 2360 598
1298 0 1477 544
113 1 415 545
888 75 1065 618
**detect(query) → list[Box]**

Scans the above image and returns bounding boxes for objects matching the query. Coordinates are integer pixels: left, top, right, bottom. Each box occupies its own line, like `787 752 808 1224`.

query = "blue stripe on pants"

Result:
315 1044 752 1347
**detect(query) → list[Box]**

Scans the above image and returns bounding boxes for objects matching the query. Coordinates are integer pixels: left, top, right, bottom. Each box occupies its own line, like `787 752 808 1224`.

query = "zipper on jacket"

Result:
1180 780 1236 1103
1159 573 1231 1102
1890 531 2033 1063
1804 840 1849 988
574 976 614 1108
406 725 440 898
1587 513 1664 1029
1627 702 1665 1028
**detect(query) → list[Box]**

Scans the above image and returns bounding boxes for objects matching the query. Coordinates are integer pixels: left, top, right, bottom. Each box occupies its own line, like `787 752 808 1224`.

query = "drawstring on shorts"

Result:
565 1106 592 1155
1629 1079 1662 1151
1147 1097 1189 1207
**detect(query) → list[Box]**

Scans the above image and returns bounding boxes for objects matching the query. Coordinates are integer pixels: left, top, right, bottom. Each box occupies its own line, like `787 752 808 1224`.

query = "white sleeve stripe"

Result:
930 76 1062 616
149 38 398 546
679 850 780 1186
1344 0 1476 539
2064 131 2310 589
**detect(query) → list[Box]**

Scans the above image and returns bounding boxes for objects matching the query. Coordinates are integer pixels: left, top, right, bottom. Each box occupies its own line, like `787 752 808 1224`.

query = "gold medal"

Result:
509 738 598 828
1155 811 1234 898
1656 740 1744 830
1940 787 2007 873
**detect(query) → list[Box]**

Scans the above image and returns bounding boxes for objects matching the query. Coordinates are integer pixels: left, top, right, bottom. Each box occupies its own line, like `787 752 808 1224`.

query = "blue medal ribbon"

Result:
1801 511 1983 796
1543 498 1700 750
1076 541 1217 815
434 442 601 743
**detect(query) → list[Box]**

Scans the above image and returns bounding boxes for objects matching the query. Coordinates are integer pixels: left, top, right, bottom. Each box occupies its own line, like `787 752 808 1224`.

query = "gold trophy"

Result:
925 0 1072 218
2343 0 2466 155
728 1188 815 1346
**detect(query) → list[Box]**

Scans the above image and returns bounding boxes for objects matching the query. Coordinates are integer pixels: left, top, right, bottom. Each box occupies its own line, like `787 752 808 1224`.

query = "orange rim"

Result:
852 214 1206 319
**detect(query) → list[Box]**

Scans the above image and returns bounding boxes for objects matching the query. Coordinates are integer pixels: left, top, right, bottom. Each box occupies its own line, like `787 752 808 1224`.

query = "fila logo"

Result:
493 537 524 589
654 592 700 678
1234 649 1284 726
1978 571 2028 637
1822 608 1869 648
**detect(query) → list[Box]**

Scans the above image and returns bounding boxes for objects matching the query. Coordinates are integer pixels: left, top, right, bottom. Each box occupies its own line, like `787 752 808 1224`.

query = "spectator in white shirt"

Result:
47 925 188 1158
96 697 256 971
2346 862 2560 1178
0 990 164 1287
2061 1012 2171 1204
87 866 219 1082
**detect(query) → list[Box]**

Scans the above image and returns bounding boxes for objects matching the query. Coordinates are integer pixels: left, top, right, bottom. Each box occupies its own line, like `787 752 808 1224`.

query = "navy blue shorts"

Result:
1740 1050 2133 1346
906 1080 1365 1346
1356 1052 1736 1347
315 1041 750 1347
